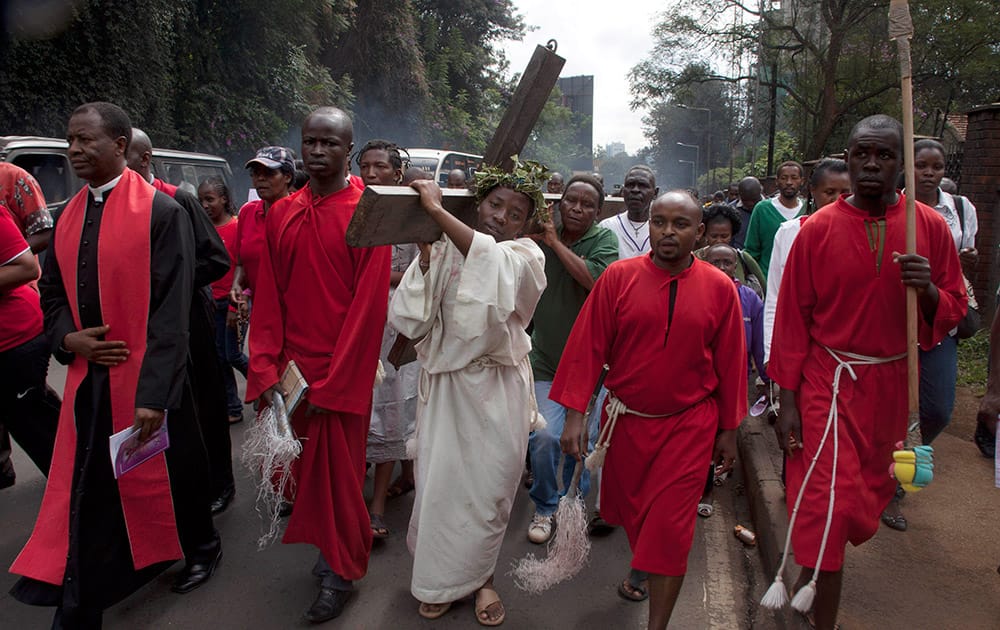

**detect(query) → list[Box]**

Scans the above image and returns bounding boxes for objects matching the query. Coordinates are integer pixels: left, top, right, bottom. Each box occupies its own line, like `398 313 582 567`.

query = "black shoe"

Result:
304 587 353 623
171 546 222 594
881 511 908 532
210 486 236 515
279 501 294 517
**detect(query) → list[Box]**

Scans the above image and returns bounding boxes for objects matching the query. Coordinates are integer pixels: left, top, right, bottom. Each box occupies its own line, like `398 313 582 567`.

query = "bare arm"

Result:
26 229 52 254
536 220 596 290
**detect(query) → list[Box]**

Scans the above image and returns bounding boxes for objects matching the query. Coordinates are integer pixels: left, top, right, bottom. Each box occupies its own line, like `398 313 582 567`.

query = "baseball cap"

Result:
245 146 295 174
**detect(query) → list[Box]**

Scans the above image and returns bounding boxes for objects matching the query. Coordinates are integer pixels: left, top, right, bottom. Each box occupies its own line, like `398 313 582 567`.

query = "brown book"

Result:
280 360 309 416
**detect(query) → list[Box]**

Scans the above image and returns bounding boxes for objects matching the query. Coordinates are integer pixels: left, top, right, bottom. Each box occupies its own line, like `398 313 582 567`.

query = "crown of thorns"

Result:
473 155 549 215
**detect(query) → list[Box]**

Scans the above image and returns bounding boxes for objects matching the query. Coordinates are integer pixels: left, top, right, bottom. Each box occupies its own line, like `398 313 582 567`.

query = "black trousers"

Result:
0 333 60 478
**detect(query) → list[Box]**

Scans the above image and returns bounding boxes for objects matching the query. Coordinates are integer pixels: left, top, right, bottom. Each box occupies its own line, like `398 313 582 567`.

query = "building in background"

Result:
557 75 594 172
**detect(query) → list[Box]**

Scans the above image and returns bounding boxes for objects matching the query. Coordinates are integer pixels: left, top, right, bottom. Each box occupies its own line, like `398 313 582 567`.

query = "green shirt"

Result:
530 223 620 380
743 197 805 278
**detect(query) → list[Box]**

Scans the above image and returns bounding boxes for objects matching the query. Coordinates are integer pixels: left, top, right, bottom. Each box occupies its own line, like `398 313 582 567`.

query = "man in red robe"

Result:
769 115 966 629
555 190 746 629
246 107 391 624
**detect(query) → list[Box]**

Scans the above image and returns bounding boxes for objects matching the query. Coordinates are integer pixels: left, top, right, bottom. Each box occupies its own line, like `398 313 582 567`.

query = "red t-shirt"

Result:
0 210 43 352
234 200 268 294
210 217 238 301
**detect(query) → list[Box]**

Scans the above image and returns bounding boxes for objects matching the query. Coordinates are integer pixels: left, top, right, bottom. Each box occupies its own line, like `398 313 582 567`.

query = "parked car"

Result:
405 148 482 187
0 135 233 217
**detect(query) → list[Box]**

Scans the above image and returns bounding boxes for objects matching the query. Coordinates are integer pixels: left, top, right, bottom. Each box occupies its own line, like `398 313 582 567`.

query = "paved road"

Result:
0 363 767 629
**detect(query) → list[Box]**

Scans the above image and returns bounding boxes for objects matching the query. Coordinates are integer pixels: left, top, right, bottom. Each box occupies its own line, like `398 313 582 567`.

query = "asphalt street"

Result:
0 362 767 629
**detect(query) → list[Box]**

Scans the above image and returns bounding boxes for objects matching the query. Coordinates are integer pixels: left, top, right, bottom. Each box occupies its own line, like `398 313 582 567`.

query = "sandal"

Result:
588 512 615 536
697 502 714 518
418 601 451 620
371 513 390 539
617 578 648 602
474 586 505 626
386 477 415 498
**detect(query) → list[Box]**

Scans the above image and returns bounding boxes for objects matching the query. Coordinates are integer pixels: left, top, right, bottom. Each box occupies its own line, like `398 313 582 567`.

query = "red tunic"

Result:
210 218 238 301
0 211 42 352
770 194 966 571
234 199 267 294
550 255 747 575
246 184 390 580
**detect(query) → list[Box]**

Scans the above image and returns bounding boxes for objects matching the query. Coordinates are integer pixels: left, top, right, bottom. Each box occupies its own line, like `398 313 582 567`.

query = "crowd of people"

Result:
0 100 984 630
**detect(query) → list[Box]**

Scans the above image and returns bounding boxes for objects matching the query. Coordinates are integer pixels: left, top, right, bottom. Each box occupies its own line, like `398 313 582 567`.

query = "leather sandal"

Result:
474 586 505 626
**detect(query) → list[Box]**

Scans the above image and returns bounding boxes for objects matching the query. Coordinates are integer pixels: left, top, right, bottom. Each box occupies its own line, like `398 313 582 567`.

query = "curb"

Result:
737 414 791 582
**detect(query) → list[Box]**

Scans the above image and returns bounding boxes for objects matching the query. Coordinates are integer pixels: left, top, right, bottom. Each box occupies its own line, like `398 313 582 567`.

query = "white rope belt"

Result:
584 393 675 472
762 346 905 611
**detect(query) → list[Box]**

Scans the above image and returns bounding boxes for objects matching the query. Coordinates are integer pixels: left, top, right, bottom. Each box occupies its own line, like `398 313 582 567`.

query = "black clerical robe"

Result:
11 174 216 616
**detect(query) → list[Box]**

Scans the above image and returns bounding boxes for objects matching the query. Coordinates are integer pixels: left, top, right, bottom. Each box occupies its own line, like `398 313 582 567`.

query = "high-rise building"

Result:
557 75 594 171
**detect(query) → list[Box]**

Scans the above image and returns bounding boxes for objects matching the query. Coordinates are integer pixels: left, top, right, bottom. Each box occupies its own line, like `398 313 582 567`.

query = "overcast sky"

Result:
505 0 668 155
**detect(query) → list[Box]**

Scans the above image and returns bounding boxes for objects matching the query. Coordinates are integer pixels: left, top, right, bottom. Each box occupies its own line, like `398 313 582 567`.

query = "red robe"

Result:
770 194 966 571
246 183 390 580
550 255 747 575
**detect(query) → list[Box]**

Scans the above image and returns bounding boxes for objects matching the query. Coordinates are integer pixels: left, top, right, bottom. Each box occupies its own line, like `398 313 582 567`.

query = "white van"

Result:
0 135 233 217
405 148 482 187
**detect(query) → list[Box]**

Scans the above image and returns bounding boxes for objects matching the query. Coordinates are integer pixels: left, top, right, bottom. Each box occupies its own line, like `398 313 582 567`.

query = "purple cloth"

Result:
737 281 769 383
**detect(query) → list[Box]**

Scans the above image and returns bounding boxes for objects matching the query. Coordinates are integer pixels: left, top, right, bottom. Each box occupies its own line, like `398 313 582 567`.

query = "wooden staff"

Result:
889 0 921 448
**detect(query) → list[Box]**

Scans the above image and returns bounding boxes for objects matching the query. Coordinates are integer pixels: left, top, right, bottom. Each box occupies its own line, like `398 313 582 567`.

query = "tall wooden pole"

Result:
889 0 921 448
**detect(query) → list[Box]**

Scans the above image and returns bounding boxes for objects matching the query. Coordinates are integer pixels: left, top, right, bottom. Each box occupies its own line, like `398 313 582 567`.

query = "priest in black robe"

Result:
9 102 221 629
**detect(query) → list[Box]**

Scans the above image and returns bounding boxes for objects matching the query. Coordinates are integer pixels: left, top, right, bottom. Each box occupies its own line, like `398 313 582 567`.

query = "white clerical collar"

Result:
147 172 156 185
88 173 124 203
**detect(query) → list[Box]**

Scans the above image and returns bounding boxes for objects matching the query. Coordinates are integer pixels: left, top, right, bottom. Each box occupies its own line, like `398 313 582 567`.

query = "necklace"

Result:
625 216 647 237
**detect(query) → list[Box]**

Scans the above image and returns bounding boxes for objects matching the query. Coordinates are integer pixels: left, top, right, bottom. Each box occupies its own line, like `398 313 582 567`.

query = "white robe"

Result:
389 231 546 604
367 244 420 463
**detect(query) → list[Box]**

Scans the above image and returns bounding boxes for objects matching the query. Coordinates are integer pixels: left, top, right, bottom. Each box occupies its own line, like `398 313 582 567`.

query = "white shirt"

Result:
763 216 806 364
930 189 977 252
772 197 804 222
599 212 650 259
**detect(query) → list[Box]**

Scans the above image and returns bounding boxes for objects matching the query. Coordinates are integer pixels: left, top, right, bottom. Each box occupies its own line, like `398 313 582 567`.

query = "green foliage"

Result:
520 87 590 176
632 0 1000 162
957 329 989 393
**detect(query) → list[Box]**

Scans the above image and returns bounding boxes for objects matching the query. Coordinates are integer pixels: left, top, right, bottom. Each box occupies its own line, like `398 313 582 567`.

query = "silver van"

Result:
406 148 482 187
0 135 233 216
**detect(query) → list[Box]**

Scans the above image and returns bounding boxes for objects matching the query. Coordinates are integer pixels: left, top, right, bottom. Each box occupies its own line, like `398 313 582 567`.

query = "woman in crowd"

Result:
882 139 978 531
199 176 247 424
389 162 548 626
357 139 420 540
693 203 767 297
228 146 295 328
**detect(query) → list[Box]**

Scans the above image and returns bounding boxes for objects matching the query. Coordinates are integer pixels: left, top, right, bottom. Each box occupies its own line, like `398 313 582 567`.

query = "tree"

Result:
630 0 1000 161
520 87 590 176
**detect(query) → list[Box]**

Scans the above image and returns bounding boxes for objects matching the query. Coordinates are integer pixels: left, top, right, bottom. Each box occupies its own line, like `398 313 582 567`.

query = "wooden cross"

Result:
346 43 625 248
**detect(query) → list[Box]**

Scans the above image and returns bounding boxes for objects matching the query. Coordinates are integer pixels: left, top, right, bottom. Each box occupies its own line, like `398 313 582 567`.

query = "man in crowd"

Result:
446 168 467 189
599 165 658 259
768 115 965 629
126 128 236 514
731 176 763 249
0 162 59 487
556 190 746 629
246 107 391 624
547 172 565 195
744 162 805 276
10 102 221 628
726 182 739 205
525 174 618 544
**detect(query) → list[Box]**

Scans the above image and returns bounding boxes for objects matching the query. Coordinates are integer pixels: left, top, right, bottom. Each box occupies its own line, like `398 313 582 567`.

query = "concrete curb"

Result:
738 415 792 583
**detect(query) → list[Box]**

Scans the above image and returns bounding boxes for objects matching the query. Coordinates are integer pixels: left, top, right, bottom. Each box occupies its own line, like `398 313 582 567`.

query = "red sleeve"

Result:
549 266 619 413
0 211 30 263
769 233 816 392
712 279 749 430
309 244 391 413
918 211 968 350
233 207 246 265
244 208 285 402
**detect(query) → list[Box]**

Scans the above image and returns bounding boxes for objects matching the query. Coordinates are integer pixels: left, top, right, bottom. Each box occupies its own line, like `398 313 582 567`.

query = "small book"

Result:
109 413 170 479
280 360 309 416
